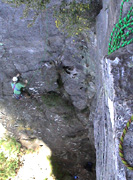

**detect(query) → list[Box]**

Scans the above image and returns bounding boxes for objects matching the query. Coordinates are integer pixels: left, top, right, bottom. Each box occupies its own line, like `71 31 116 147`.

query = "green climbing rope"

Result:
119 115 133 170
108 0 133 55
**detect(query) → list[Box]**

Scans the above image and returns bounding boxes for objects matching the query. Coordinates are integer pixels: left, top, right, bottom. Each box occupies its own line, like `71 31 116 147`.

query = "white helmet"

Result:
12 77 18 82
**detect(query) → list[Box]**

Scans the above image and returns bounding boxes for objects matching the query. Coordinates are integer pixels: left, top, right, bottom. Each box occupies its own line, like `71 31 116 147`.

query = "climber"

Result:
11 74 28 100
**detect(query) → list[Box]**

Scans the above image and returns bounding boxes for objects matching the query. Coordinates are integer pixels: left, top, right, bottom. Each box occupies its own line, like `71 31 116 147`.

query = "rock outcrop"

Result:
0 0 132 179
95 0 133 179
0 0 97 179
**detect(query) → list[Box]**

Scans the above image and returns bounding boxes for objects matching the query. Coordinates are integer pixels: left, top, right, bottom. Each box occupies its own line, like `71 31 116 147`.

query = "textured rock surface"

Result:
0 0 132 179
95 0 133 179
0 0 97 179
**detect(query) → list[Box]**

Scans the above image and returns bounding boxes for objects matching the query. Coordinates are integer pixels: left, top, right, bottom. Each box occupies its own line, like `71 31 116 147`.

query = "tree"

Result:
54 0 101 37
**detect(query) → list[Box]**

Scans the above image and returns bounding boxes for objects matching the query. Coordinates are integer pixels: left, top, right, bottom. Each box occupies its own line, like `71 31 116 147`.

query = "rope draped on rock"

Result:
119 115 133 170
108 0 133 55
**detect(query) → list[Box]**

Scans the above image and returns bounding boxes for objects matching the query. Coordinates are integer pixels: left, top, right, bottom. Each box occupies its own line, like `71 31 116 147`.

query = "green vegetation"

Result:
48 156 69 180
3 0 50 27
42 92 64 107
41 92 71 109
0 136 21 180
3 0 101 36
54 0 91 37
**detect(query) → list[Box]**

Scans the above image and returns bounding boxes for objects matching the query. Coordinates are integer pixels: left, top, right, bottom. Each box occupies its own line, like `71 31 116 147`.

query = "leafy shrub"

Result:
54 0 102 37
0 136 21 180
54 0 92 37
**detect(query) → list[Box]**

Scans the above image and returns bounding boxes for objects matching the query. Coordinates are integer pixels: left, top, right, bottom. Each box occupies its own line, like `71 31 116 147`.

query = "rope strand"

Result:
119 115 133 170
108 0 133 54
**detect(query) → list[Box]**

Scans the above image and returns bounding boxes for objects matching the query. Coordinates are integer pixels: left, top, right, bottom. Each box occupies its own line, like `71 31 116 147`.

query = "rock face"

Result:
0 0 97 179
95 0 133 180
0 0 132 180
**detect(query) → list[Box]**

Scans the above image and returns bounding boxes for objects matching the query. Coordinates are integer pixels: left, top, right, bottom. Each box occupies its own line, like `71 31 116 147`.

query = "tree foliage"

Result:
54 0 93 37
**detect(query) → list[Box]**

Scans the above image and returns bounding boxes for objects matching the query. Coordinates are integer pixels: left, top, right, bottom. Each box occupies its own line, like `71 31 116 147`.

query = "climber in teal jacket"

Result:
11 74 28 99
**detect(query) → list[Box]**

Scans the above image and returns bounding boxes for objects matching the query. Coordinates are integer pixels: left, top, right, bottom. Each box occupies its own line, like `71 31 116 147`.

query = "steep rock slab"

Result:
95 0 133 179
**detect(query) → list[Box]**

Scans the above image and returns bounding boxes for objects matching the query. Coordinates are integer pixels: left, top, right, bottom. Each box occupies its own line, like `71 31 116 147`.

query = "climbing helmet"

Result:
12 76 18 82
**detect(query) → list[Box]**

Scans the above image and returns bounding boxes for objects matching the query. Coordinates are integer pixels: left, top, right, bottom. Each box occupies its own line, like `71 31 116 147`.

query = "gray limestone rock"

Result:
95 0 133 180
0 0 132 179
0 0 97 179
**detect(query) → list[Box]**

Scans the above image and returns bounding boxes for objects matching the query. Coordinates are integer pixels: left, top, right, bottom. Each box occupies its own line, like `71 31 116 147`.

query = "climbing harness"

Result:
12 94 22 100
119 115 133 170
11 83 22 100
108 0 133 55
12 83 21 92
12 84 16 91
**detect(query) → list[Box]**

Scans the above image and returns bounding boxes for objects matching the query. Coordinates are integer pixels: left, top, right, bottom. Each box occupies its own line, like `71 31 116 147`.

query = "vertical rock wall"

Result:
95 0 133 179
